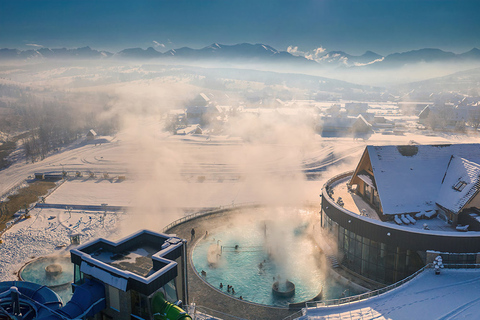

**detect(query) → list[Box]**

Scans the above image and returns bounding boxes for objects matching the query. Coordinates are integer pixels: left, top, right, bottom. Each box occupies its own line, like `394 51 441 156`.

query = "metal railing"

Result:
305 263 433 309
442 263 480 269
162 202 259 233
281 310 304 320
192 305 248 320
162 201 319 233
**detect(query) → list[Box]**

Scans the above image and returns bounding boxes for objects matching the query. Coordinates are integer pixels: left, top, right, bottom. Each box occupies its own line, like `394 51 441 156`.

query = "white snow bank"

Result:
299 269 480 320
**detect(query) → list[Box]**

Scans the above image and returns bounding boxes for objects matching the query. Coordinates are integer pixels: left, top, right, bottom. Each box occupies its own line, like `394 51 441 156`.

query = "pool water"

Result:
20 256 74 303
192 208 359 307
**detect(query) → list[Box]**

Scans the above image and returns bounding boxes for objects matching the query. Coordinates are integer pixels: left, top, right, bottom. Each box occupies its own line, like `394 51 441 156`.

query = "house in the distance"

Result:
86 129 97 141
349 143 480 228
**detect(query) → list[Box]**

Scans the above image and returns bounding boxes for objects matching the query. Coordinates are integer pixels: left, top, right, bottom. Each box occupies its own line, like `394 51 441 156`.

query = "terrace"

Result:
328 175 458 233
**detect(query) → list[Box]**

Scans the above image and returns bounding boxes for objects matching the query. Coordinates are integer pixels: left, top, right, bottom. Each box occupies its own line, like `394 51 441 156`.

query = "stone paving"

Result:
167 208 300 320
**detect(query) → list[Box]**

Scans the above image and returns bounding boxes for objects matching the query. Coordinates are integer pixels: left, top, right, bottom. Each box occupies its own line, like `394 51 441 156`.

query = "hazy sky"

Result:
1 0 479 55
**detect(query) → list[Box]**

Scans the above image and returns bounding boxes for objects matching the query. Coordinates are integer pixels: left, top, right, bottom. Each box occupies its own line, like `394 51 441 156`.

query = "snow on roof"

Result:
436 156 480 214
368 144 480 215
168 109 185 115
355 114 372 126
177 125 201 135
358 172 375 187
199 93 210 102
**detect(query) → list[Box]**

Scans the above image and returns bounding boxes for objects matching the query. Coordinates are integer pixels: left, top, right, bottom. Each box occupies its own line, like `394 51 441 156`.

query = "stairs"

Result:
327 255 340 268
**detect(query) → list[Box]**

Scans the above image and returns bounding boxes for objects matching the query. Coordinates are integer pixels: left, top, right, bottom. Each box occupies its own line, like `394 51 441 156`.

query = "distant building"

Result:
344 102 369 115
87 129 97 141
176 125 203 135
318 114 372 136
185 93 216 125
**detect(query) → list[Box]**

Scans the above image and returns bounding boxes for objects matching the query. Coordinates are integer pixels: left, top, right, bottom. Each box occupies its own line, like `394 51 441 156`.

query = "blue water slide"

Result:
0 281 63 319
36 279 105 320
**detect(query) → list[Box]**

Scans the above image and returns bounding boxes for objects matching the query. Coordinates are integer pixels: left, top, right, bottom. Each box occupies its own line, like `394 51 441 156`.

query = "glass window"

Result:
453 181 467 191
74 264 84 285
164 279 178 303
373 189 380 208
364 184 372 200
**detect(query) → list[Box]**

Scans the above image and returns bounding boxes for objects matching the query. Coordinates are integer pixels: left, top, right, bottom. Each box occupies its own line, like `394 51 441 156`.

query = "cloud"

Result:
353 56 385 67
26 43 43 48
152 41 165 48
287 45 327 62
313 47 326 55
287 46 301 55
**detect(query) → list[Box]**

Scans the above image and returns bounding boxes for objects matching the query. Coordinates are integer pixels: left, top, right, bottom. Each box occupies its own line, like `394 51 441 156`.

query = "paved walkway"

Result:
167 208 299 320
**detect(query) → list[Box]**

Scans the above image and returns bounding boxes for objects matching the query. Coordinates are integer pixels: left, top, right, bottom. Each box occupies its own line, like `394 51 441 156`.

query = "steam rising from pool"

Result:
192 207 357 307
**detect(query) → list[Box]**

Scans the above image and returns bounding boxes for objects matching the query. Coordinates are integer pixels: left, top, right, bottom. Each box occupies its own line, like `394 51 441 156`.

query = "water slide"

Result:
0 281 62 320
0 279 105 320
37 278 105 320
151 291 192 320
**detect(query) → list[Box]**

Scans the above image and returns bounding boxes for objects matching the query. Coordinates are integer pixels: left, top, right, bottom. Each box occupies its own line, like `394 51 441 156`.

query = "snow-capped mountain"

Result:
0 46 112 60
1 44 480 70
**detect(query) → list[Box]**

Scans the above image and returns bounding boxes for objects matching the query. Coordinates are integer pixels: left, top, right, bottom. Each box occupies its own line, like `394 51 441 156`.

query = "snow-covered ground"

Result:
45 179 137 207
0 207 118 281
298 268 480 320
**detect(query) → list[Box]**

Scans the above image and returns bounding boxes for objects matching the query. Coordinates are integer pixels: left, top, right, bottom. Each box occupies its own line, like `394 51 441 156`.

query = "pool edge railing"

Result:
305 263 433 309
161 202 259 233
191 304 248 320
162 201 320 234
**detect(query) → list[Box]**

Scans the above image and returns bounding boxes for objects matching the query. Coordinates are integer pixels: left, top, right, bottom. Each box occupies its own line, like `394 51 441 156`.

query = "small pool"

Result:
192 208 360 307
20 256 74 303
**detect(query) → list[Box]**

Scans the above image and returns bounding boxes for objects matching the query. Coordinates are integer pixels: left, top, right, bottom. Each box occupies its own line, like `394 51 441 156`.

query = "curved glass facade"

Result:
321 209 424 284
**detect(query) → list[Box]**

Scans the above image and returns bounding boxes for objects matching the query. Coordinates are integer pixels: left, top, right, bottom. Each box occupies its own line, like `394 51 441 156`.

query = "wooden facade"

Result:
349 148 383 215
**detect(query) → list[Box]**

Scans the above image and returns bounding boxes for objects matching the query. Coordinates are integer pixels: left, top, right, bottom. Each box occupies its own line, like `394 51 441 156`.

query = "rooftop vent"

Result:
397 145 419 157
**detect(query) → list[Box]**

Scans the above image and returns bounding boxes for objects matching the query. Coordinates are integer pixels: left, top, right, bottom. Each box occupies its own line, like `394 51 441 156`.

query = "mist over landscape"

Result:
1 1 480 319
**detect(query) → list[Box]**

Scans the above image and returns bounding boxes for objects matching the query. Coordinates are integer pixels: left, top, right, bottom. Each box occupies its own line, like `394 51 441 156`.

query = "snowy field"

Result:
0 207 118 281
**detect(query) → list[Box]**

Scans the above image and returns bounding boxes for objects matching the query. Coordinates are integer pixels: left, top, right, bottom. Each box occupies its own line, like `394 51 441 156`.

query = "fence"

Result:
281 310 304 320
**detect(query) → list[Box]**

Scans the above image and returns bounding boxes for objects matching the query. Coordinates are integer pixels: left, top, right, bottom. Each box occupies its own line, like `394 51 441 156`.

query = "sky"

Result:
1 0 480 56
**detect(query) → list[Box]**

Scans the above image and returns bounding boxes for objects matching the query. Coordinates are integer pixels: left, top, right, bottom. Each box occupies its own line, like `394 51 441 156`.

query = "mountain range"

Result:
1 44 480 69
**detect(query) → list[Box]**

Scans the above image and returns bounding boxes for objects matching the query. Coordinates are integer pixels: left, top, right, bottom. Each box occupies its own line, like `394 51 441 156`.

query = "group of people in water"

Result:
219 283 242 299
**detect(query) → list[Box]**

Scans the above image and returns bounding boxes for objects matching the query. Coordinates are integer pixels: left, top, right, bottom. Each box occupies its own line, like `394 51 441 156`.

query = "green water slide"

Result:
151 292 192 320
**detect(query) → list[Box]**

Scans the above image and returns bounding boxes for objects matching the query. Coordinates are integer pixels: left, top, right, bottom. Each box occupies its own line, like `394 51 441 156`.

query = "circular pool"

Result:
20 256 74 288
20 256 74 303
192 207 360 307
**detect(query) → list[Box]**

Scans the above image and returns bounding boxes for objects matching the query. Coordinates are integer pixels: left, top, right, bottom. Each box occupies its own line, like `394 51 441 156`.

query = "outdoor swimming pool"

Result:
192 208 360 307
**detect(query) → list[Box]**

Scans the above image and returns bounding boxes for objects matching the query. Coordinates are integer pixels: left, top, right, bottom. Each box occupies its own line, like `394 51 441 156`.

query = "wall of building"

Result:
463 192 480 211
321 208 424 284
